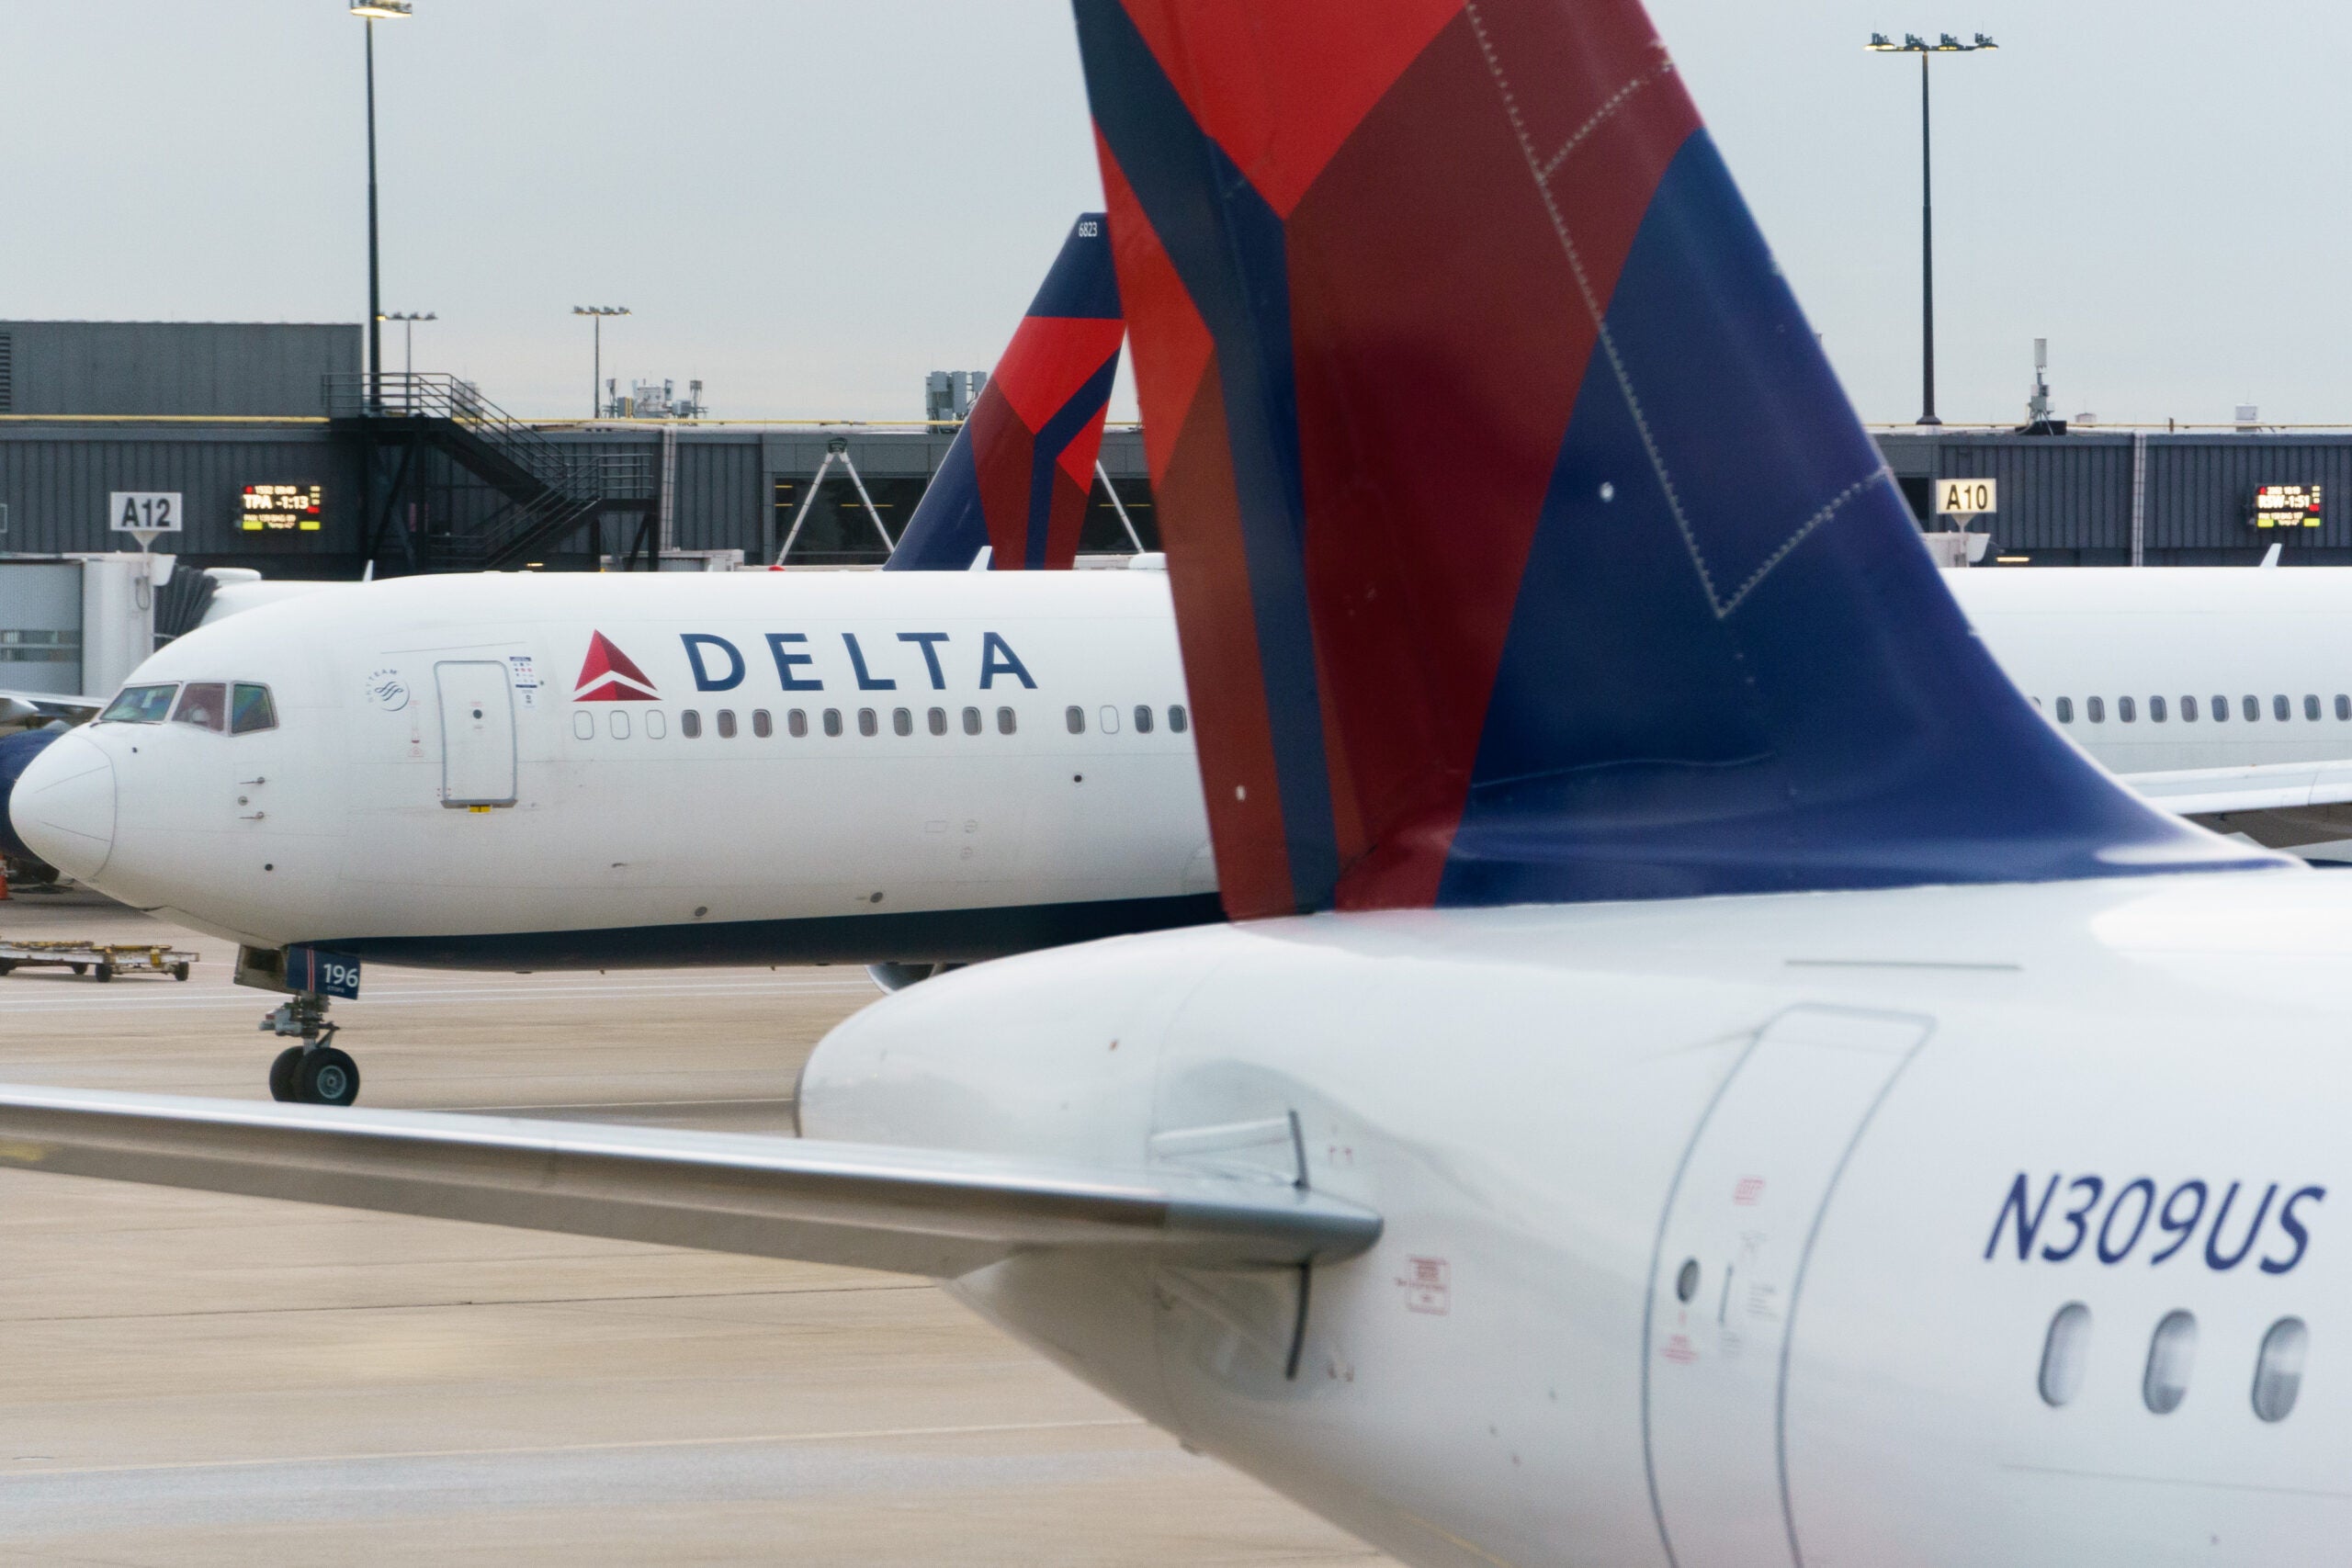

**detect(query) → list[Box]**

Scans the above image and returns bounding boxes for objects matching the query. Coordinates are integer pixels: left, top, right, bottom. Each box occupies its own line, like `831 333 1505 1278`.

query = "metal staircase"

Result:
326 374 653 570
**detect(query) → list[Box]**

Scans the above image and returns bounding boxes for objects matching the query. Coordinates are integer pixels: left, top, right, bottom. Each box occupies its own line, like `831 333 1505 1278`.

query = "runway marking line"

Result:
0 1416 1150 1480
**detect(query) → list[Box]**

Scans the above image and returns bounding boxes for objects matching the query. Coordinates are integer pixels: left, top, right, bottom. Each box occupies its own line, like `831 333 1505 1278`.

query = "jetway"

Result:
0 553 172 703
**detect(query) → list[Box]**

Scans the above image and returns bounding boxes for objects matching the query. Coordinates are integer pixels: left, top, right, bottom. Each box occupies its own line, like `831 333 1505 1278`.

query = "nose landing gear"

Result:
259 992 360 1107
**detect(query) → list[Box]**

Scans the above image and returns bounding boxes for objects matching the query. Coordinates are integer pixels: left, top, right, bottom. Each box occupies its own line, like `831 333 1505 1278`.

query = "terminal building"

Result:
2 321 2345 575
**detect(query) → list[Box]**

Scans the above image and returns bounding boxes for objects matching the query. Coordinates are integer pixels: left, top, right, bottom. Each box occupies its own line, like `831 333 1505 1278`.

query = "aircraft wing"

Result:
0 1085 1381 1277
2123 760 2352 849
0 689 102 727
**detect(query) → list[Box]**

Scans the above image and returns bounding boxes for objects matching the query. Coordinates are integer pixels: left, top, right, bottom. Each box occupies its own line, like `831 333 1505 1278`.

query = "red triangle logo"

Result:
574 630 659 701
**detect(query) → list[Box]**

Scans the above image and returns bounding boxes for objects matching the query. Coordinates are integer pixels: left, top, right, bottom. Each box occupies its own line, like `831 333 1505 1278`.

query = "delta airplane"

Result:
14 540 2352 1105
6 1 2352 1561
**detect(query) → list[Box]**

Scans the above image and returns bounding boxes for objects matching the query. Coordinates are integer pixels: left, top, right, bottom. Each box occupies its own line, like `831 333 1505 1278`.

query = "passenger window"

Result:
2086 696 2105 724
100 683 177 724
1135 705 1154 734
1067 705 1086 735
2143 1310 2198 1414
172 681 228 732
609 709 630 739
2338 696 2350 722
823 708 842 738
858 707 878 738
2212 694 2229 723
2040 1302 2092 1407
1100 705 1121 735
963 705 982 736
997 705 1017 735
646 710 667 739
2306 695 2322 722
928 706 946 736
2245 695 2261 722
752 709 773 739
787 708 808 738
572 711 594 740
893 707 912 737
2118 695 2136 724
1170 705 1189 734
230 683 277 735
2275 694 2292 722
2252 1317 2309 1423
2055 697 2075 724
2182 695 2199 721
717 710 738 739
680 709 702 739
2150 695 2167 723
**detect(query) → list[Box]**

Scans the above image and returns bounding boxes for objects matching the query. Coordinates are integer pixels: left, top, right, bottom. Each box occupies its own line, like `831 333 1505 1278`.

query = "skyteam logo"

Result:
573 631 660 702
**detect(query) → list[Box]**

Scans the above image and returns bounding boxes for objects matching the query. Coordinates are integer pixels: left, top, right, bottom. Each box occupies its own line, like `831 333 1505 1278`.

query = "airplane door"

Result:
435 660 516 807
1644 1006 1929 1568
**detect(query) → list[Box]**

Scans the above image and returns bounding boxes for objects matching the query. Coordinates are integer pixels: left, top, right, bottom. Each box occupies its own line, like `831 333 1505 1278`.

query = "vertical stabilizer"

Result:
887 214 1125 571
1072 0 2273 918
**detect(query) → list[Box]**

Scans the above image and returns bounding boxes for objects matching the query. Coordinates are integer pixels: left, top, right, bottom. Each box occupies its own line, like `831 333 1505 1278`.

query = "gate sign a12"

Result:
1936 478 1997 518
108 491 184 550
2252 484 2323 528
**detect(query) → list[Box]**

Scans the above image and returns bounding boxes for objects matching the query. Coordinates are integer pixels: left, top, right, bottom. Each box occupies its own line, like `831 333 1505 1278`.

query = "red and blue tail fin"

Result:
1071 0 2272 919
887 213 1125 572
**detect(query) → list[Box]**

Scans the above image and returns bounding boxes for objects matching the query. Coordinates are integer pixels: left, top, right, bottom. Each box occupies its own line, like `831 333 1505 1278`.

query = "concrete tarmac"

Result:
0 888 1386 1566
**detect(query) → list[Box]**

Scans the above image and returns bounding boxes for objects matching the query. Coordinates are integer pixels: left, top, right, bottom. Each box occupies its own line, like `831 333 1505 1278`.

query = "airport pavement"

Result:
0 888 1387 1566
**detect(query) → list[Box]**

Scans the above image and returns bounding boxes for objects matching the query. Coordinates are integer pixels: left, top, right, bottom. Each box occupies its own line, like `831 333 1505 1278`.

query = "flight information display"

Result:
241 482 324 534
2252 484 2323 528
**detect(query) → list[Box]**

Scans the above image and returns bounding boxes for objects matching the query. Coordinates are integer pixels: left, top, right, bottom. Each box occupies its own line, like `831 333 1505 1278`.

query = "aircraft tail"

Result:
886 214 1125 571
1071 0 2276 919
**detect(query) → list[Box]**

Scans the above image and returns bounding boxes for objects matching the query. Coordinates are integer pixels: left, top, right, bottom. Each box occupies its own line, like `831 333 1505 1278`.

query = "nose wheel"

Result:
261 994 361 1106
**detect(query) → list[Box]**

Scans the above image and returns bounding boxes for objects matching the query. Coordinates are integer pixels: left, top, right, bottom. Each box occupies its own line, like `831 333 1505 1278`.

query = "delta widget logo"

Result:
573 631 659 702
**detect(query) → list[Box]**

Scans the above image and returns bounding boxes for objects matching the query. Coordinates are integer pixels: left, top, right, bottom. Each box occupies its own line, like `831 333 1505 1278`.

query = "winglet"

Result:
888 214 1126 571
1072 0 2277 918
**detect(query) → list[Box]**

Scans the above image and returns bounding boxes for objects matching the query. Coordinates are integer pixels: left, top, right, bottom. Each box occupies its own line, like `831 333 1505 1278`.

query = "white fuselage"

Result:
25 563 2352 964
798 866 2351 1566
1957 568 2352 773
22 570 1213 962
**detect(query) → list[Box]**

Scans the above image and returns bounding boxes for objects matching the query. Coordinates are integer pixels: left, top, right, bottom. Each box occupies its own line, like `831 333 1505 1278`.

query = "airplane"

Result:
4 1 2352 1562
1 214 1173 1100
17 527 2352 1101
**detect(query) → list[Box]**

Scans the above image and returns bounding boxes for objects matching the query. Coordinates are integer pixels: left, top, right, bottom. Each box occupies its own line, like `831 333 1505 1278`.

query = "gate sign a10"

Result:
1936 477 1997 518
2252 484 2323 528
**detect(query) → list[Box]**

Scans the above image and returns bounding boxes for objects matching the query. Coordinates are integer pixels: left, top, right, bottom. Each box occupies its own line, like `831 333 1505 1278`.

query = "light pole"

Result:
573 307 629 417
1868 30 1996 427
383 310 435 381
349 2 411 412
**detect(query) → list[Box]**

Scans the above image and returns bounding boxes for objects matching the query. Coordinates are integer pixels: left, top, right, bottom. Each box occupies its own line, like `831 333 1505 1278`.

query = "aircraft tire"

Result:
296 1047 361 1108
267 1045 304 1103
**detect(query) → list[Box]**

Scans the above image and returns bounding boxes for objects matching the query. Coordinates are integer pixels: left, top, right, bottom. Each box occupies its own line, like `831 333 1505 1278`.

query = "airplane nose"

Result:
9 729 116 880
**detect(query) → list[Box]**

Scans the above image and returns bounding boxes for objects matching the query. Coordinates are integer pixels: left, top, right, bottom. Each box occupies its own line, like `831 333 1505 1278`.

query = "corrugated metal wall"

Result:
1933 435 2133 553
0 322 360 417
0 429 344 555
2143 437 2352 552
10 419 2333 570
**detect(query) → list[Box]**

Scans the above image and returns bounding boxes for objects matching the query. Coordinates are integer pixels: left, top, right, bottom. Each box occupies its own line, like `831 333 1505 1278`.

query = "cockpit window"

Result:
99 684 177 724
171 682 228 732
231 682 277 735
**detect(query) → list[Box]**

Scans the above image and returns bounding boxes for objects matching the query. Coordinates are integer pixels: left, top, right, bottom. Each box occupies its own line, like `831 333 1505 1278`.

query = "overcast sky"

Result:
3 2 2344 427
